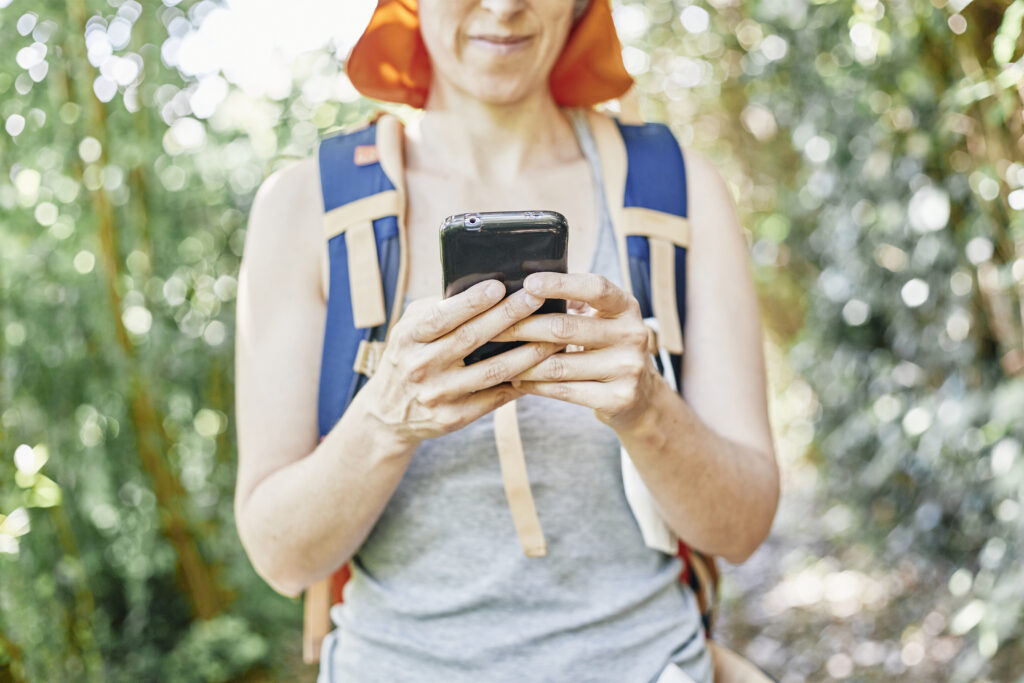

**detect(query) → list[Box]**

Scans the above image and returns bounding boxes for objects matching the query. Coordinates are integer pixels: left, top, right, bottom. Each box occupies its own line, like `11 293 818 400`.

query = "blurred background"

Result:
1 0 1022 680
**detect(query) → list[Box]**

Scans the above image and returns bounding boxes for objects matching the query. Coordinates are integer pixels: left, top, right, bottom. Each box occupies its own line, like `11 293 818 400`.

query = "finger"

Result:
415 344 561 409
464 341 564 390
409 280 505 343
491 313 643 348
511 379 605 411
436 288 546 365
523 272 632 316
511 347 628 383
436 382 524 432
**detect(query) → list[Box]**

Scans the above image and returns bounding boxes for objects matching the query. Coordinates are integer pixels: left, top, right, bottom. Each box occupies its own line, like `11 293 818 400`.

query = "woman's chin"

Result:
458 77 545 106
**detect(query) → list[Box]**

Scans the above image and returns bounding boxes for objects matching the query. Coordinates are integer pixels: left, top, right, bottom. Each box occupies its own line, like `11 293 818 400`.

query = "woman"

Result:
233 0 779 680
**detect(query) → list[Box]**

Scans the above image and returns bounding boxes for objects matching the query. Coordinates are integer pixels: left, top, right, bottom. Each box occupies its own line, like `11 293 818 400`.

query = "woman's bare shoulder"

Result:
680 147 731 210
244 155 327 301
679 147 748 247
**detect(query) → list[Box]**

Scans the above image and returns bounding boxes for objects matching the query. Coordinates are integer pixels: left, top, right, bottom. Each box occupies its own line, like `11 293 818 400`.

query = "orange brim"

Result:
346 0 633 109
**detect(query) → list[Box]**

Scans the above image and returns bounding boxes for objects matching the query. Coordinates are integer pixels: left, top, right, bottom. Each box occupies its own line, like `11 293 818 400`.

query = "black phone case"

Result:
440 211 569 365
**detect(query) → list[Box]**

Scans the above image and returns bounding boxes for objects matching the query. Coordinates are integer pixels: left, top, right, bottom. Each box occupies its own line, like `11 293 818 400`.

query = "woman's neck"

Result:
406 78 582 184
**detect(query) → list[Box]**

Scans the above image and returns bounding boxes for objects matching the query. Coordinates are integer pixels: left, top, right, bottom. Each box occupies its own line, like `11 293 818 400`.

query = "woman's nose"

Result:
479 0 526 22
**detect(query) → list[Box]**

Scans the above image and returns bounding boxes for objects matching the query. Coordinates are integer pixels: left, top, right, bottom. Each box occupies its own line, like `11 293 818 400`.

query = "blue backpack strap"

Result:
585 110 689 384
316 114 407 440
585 109 719 635
614 119 722 636
616 119 689 383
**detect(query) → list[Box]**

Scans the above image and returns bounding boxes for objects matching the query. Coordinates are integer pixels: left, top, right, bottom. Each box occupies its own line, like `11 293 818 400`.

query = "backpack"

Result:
301 109 719 665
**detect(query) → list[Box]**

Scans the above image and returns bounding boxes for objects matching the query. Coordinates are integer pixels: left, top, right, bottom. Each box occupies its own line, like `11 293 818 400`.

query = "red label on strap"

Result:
353 145 379 166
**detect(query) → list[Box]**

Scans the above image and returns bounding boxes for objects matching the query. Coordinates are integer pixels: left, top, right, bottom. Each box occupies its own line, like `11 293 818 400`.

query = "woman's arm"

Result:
617 148 778 564
233 157 415 597
503 148 778 564
234 159 560 596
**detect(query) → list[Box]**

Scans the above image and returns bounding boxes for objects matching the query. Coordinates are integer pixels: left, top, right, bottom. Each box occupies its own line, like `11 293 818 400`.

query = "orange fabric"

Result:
330 563 351 605
346 0 632 108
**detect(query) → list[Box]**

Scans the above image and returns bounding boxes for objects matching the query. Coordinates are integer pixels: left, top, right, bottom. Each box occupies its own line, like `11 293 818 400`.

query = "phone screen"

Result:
440 210 568 364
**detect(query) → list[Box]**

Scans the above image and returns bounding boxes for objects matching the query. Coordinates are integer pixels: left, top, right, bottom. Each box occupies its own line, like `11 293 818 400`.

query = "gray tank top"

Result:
318 109 712 683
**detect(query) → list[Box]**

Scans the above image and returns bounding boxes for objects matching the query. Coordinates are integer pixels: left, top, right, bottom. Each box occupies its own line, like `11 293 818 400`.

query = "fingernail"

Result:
523 291 543 307
485 281 504 298
524 273 547 294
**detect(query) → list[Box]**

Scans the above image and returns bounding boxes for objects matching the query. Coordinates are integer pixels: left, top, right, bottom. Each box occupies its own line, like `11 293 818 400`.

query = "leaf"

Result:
993 0 1024 65
27 475 62 508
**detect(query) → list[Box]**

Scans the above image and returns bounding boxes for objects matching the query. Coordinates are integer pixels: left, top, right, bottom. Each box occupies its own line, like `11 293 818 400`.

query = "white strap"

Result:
620 445 678 556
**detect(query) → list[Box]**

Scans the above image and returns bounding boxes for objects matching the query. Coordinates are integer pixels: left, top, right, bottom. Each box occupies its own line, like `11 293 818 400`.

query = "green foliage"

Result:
0 0 369 680
164 615 270 683
632 0 1024 679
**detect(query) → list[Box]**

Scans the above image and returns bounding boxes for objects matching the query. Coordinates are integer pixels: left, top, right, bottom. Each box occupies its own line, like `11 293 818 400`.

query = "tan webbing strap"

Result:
623 207 689 355
353 339 386 377
493 401 547 557
689 550 717 627
302 577 332 664
345 219 388 329
374 114 411 341
649 237 684 355
323 190 401 240
621 206 691 248
586 109 632 298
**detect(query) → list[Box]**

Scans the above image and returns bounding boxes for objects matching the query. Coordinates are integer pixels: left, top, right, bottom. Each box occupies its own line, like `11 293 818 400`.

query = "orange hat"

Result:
346 0 633 108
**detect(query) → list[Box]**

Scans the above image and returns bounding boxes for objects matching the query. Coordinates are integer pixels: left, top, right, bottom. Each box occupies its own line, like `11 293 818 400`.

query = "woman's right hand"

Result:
356 280 563 447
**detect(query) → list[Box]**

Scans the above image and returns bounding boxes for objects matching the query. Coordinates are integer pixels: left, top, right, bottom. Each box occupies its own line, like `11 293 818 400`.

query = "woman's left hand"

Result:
492 272 663 430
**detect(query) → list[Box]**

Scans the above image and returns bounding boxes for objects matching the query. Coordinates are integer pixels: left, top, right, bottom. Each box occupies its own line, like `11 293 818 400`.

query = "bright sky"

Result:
171 0 375 99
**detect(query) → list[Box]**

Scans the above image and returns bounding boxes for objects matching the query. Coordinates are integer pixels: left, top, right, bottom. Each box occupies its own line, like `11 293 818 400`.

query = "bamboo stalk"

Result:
64 0 225 618
49 506 105 681
0 626 26 683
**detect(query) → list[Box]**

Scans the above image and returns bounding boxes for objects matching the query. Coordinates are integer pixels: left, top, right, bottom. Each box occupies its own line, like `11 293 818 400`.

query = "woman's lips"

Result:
467 34 534 55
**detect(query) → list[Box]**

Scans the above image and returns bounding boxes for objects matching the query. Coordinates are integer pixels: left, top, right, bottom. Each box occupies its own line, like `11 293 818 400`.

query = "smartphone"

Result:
440 210 568 365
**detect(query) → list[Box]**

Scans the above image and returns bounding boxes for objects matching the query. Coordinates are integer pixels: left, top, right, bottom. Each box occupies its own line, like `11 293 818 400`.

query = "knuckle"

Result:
407 364 427 384
626 297 642 316
551 315 577 339
501 298 525 323
622 355 645 380
534 342 552 361
592 274 614 297
404 351 431 383
625 325 649 348
508 319 527 339
483 359 509 385
422 304 446 335
454 321 479 349
416 385 444 408
492 389 514 409
543 356 566 381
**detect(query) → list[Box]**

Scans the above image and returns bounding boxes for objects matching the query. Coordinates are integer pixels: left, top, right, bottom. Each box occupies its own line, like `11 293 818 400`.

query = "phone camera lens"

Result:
465 214 482 229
